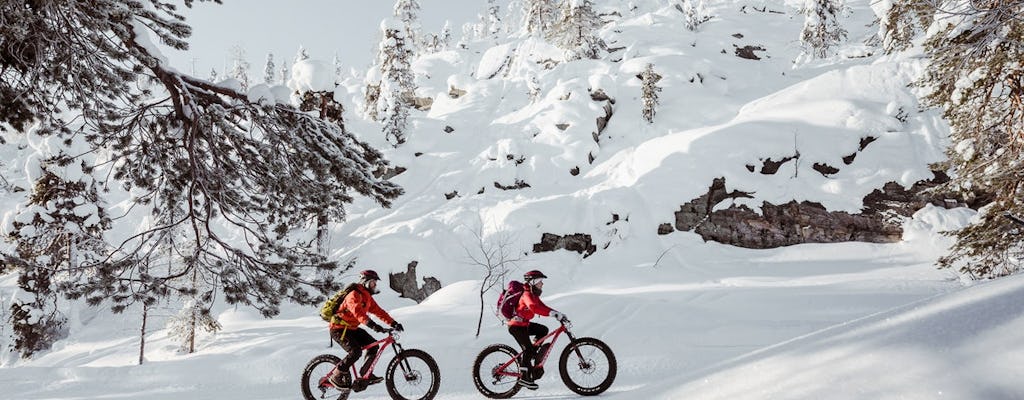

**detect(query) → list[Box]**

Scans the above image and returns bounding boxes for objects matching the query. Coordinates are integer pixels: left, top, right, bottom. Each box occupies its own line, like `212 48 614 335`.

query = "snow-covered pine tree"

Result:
528 72 542 103
485 0 503 39
279 63 289 85
209 67 218 82
798 0 848 59
878 0 933 53
683 0 712 31
0 0 403 320
372 19 417 146
295 45 310 63
550 0 607 60
640 63 662 123
903 0 1024 279
4 158 111 358
393 0 423 52
264 52 276 84
227 45 250 90
524 0 557 37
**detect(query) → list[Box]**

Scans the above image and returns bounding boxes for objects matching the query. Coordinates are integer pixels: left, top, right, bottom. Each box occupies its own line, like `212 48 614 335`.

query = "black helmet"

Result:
523 270 547 281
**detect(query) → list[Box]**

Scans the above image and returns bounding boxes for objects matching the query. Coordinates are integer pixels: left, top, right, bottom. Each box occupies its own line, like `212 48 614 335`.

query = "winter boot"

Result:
517 367 539 390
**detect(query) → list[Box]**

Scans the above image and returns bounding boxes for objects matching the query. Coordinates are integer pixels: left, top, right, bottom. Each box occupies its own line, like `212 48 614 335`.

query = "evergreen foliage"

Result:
371 20 416 146
798 0 848 59
0 0 403 328
683 0 713 31
264 53 276 85
640 63 662 123
904 0 1024 278
524 0 557 37
393 0 423 52
550 0 607 60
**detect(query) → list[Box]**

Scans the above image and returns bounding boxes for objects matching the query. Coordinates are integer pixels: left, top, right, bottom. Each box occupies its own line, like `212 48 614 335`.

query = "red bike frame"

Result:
319 331 400 388
495 323 571 378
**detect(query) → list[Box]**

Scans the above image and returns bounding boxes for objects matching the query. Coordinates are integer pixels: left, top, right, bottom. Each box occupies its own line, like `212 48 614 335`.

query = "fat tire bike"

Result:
301 329 440 400
472 319 616 398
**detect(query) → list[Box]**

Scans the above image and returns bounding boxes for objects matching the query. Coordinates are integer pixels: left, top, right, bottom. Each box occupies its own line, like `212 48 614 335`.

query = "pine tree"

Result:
683 0 712 31
208 67 218 82
227 45 250 90
485 0 503 38
524 0 557 37
0 0 404 321
550 0 606 60
264 52 276 84
279 63 290 85
372 19 417 146
393 0 423 52
295 45 310 63
903 0 1024 278
4 157 111 357
798 0 848 59
878 0 933 53
640 63 662 123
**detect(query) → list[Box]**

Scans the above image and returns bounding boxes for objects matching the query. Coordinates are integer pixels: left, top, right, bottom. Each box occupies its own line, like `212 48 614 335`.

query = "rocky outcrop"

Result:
388 261 441 303
533 233 597 257
669 175 952 249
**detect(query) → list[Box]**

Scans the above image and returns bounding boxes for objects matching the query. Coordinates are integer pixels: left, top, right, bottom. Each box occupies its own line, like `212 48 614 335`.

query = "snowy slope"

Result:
4 0 1022 399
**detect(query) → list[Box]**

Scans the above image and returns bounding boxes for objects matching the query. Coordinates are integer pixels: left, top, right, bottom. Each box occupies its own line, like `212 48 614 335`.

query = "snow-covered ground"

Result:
5 0 1024 399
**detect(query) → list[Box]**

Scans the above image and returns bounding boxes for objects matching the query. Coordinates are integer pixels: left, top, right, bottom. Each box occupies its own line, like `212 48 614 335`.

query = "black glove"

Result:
366 320 388 333
392 322 404 332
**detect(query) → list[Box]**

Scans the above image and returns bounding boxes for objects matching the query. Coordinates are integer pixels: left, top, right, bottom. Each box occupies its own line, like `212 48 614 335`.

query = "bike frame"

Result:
320 331 403 387
495 322 576 378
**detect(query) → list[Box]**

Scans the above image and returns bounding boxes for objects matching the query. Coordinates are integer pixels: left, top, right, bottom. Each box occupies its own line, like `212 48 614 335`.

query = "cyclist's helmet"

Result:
523 270 548 282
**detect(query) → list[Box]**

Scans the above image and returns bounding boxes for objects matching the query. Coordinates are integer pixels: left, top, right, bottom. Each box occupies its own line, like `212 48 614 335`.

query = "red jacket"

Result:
508 288 553 327
329 284 395 331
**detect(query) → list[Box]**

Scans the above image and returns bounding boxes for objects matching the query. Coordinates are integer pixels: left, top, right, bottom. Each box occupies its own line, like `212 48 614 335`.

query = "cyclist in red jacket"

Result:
508 269 568 390
328 270 403 390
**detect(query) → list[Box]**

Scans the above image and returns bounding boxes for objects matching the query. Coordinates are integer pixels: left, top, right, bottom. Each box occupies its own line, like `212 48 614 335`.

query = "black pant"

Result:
508 322 549 369
331 327 379 377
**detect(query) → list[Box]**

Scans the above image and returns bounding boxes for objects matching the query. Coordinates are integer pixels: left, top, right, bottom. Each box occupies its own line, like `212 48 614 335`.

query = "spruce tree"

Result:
683 0 713 32
5 158 111 357
264 52 277 85
640 63 662 123
372 19 416 146
798 0 848 59
0 0 404 319
550 0 606 60
227 45 250 90
524 0 557 37
393 0 423 52
903 0 1024 278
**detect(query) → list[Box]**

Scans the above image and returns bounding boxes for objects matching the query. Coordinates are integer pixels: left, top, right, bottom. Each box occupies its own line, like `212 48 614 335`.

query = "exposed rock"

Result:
388 261 441 303
443 126 455 133
448 86 466 99
735 45 766 60
812 162 839 176
533 233 597 257
494 179 531 190
670 174 953 248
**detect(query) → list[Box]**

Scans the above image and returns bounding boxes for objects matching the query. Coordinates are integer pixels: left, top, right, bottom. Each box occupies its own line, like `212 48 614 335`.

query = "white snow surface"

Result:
3 0 1023 399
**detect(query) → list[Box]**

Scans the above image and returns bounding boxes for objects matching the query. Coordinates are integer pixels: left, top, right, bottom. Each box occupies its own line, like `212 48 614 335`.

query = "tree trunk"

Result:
139 303 148 365
188 268 197 354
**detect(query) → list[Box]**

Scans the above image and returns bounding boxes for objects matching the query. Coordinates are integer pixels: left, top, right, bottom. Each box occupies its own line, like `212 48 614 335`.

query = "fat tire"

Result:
300 353 344 400
385 348 441 400
559 337 616 396
472 343 522 399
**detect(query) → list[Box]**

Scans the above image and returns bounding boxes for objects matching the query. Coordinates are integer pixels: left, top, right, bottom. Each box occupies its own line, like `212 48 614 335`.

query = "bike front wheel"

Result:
471 343 522 399
386 348 441 400
559 337 616 396
300 354 349 400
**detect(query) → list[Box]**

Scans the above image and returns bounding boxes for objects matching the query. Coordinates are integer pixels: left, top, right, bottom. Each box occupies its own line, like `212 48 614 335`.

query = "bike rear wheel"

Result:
301 354 350 400
472 343 522 399
559 337 616 396
386 348 441 400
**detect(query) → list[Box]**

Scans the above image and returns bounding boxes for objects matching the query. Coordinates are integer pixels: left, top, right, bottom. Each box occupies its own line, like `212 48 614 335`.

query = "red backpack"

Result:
496 280 525 321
